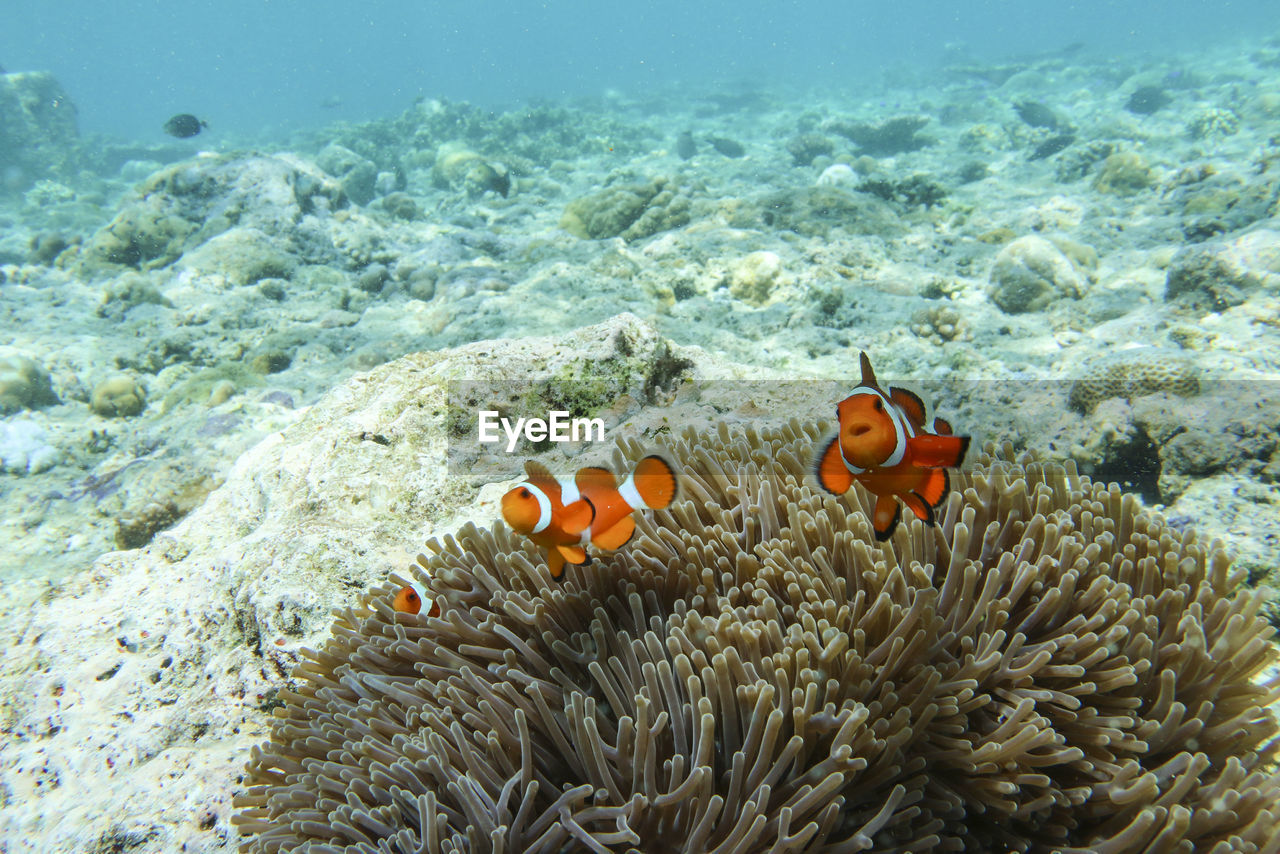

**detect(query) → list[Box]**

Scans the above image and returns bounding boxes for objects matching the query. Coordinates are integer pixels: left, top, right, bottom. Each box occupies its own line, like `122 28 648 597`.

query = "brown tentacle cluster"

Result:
235 420 1280 853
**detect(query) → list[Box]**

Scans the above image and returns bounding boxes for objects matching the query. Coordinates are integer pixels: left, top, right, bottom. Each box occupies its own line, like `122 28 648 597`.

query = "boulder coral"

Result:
74 153 347 275
90 374 146 418
988 235 1088 313
825 115 931 155
1092 152 1155 195
0 353 59 414
431 143 510 198
1165 229 1280 310
729 251 784 305
561 178 691 242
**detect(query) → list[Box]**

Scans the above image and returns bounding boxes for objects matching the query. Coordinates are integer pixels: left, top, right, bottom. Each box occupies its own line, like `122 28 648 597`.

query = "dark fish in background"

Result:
1126 85 1172 115
1029 131 1075 160
1013 99 1062 131
676 130 696 160
163 113 208 138
708 136 745 158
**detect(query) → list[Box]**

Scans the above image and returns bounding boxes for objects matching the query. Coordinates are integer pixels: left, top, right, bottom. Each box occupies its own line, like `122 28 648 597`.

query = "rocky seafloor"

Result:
1 29 1279 852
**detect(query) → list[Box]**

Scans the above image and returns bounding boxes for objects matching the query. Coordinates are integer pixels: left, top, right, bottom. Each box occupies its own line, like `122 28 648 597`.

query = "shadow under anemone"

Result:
234 420 1280 853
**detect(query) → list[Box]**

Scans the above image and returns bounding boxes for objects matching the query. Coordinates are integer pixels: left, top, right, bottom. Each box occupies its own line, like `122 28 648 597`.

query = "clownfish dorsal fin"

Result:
575 466 617 491
523 460 559 493
858 351 879 389
889 386 927 428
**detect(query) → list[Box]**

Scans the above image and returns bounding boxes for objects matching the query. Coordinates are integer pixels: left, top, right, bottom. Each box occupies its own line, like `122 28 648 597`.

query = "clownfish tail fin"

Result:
624 455 678 510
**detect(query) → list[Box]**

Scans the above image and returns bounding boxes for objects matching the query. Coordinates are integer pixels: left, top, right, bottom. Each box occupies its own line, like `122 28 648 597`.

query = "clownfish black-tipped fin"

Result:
932 417 954 435
593 515 636 550
917 467 950 510
814 436 853 495
632 455 678 510
872 497 902 542
546 548 567 579
902 490 936 524
889 386 928 428
558 544 588 565
575 466 617 491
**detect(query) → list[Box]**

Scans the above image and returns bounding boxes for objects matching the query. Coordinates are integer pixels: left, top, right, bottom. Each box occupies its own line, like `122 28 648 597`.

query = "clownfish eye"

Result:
873 398 883 411
518 487 531 498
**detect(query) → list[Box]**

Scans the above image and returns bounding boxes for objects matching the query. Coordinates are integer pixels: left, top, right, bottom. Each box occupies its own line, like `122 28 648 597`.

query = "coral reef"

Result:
316 144 378 206
755 186 900 238
856 174 948 210
0 354 59 414
785 133 834 166
1187 108 1240 141
236 423 1280 853
910 304 968 343
560 178 690 241
1165 229 1280 310
73 153 347 275
988 235 1087 313
1067 351 1200 414
431 143 510 198
90 374 147 418
825 115 931 155
728 250 784 305
1092 152 1156 195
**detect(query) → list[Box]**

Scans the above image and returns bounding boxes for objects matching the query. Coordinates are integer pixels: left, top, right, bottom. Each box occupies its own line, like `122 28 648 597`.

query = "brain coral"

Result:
560 178 691 242
1068 353 1200 414
236 421 1280 853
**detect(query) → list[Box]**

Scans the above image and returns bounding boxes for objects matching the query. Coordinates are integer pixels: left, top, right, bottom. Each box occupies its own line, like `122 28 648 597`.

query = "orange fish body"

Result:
501 455 677 577
815 353 969 541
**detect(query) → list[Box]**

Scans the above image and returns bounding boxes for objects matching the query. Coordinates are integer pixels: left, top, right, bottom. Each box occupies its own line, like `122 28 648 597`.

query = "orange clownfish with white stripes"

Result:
501 456 678 578
391 581 440 617
815 352 970 541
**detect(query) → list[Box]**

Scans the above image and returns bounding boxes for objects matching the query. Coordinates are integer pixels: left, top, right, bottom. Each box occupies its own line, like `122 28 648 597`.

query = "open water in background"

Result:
3 0 1278 141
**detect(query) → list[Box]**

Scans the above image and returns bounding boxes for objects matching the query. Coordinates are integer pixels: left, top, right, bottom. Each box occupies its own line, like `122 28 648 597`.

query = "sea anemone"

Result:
235 420 1280 853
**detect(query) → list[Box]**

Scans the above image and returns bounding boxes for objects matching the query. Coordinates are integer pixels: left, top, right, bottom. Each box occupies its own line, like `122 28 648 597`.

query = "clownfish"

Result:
391 580 440 617
501 455 678 578
815 352 970 541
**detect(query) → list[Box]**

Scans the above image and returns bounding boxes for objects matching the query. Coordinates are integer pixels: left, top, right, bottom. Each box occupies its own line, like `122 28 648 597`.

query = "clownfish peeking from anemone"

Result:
390 581 440 617
815 352 970 541
501 456 678 578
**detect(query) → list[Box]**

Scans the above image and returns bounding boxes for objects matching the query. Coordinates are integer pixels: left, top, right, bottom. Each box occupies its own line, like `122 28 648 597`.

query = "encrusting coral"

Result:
235 420 1280 853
